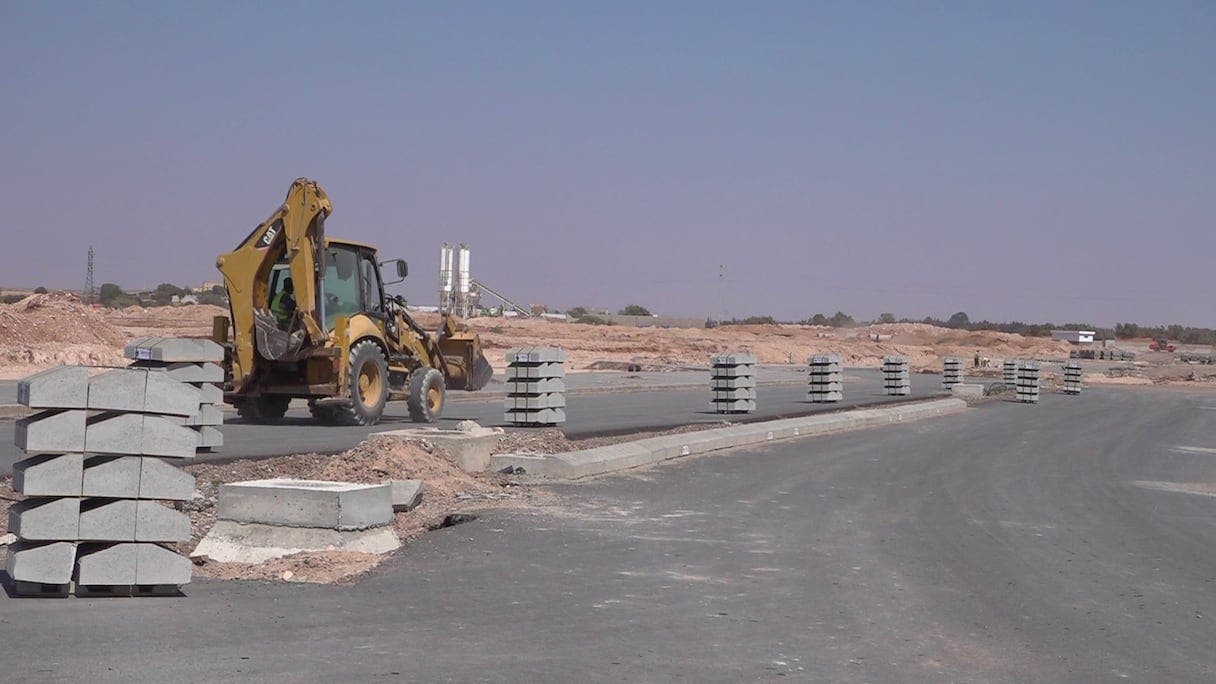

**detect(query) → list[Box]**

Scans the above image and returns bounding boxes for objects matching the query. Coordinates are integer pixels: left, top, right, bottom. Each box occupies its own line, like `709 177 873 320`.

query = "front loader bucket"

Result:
439 333 494 391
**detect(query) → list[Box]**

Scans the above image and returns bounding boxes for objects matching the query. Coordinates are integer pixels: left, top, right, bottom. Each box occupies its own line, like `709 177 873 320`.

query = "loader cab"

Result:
265 239 406 332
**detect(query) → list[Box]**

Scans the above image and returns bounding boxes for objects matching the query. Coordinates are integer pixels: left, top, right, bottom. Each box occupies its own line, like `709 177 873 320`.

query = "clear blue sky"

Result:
2 1 1212 326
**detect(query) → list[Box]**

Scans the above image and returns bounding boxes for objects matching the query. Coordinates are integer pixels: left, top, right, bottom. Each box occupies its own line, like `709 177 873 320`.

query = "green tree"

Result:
828 311 855 327
947 311 970 328
33 286 48 294
98 283 124 305
210 284 225 295
618 304 652 316
878 313 896 324
566 306 589 319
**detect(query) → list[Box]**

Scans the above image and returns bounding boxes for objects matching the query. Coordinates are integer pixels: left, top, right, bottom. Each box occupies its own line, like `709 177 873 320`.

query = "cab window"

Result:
322 246 361 330
361 254 384 315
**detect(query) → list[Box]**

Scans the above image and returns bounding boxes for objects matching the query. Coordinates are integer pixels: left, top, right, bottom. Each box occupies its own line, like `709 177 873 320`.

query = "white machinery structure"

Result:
438 243 477 318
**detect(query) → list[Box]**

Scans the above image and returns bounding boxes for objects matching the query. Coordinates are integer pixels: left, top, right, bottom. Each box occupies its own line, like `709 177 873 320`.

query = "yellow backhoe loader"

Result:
212 178 493 425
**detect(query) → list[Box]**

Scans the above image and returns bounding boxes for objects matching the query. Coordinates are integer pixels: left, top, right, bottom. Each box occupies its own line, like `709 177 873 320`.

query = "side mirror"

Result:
396 260 408 279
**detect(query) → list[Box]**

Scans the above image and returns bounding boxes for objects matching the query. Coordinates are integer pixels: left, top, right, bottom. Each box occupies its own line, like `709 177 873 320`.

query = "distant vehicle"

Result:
1148 338 1177 352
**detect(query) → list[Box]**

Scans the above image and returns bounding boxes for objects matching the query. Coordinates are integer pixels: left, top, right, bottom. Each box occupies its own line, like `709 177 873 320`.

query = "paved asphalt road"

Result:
0 368 943 475
4 386 1216 681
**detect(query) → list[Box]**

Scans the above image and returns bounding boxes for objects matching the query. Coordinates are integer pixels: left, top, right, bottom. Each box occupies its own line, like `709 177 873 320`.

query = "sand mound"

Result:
186 435 547 584
0 292 125 347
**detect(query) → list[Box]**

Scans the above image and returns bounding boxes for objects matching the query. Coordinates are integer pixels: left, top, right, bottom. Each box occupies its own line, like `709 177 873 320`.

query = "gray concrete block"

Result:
87 368 148 412
808 354 842 365
504 394 567 409
13 454 83 497
951 384 984 398
139 457 195 500
885 387 912 396
181 405 223 426
711 352 757 366
505 363 565 379
9 497 81 540
806 381 843 391
15 409 87 454
125 337 223 363
6 540 77 585
135 501 191 542
143 371 203 416
506 378 566 395
82 456 142 498
193 382 223 405
376 426 500 472
504 407 566 425
142 415 200 458
711 376 756 389
85 413 198 458
84 413 144 455
130 361 224 383
506 347 566 364
710 365 755 378
388 479 424 512
74 542 138 585
712 388 757 400
807 391 843 402
18 366 89 409
78 499 137 541
135 543 192 585
217 479 394 530
712 398 756 413
196 425 224 449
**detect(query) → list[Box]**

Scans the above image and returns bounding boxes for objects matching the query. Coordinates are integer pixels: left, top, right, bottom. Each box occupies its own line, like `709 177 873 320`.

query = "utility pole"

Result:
717 264 725 325
85 246 95 305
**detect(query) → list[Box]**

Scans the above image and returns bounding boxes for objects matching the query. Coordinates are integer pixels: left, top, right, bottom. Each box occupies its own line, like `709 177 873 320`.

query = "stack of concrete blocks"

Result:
125 337 225 451
806 354 842 403
942 357 964 390
882 356 910 396
7 360 202 596
711 353 757 414
1016 361 1041 403
1003 359 1018 386
1062 361 1083 395
504 347 566 426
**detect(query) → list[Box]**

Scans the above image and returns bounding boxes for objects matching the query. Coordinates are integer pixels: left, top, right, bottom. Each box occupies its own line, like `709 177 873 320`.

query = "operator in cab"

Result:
271 277 297 328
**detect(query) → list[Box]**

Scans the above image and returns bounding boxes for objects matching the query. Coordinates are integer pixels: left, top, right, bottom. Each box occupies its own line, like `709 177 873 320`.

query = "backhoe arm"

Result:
215 178 333 385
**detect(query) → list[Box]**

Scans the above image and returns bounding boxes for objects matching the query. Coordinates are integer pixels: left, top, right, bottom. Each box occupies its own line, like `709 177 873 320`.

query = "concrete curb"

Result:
490 398 967 480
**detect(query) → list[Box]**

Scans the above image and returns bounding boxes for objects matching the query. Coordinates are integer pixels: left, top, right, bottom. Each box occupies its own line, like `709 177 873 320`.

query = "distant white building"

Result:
1051 330 1095 344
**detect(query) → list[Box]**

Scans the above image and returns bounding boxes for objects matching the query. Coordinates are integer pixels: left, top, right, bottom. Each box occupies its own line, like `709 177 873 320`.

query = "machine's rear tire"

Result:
331 340 389 426
407 368 446 423
236 396 290 424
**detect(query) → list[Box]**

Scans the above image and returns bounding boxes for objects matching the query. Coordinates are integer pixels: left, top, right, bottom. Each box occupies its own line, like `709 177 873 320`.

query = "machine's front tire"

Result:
331 340 389 426
407 368 446 423
308 400 340 424
235 396 290 424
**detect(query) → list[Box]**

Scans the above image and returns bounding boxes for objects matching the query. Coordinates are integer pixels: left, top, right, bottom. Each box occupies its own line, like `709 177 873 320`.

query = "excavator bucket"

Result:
438 333 494 391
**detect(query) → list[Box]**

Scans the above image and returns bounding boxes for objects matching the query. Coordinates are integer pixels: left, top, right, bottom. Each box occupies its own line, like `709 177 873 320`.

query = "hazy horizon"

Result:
3 2 1213 328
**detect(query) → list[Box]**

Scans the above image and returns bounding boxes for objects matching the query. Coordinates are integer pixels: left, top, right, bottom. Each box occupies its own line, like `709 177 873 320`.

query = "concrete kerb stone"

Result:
490 398 967 479
217 479 394 530
13 453 85 497
6 540 78 585
9 497 82 541
16 409 87 454
78 499 138 541
82 456 142 498
376 424 503 472
387 480 424 512
135 501 191 542
18 366 89 410
124 337 223 364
